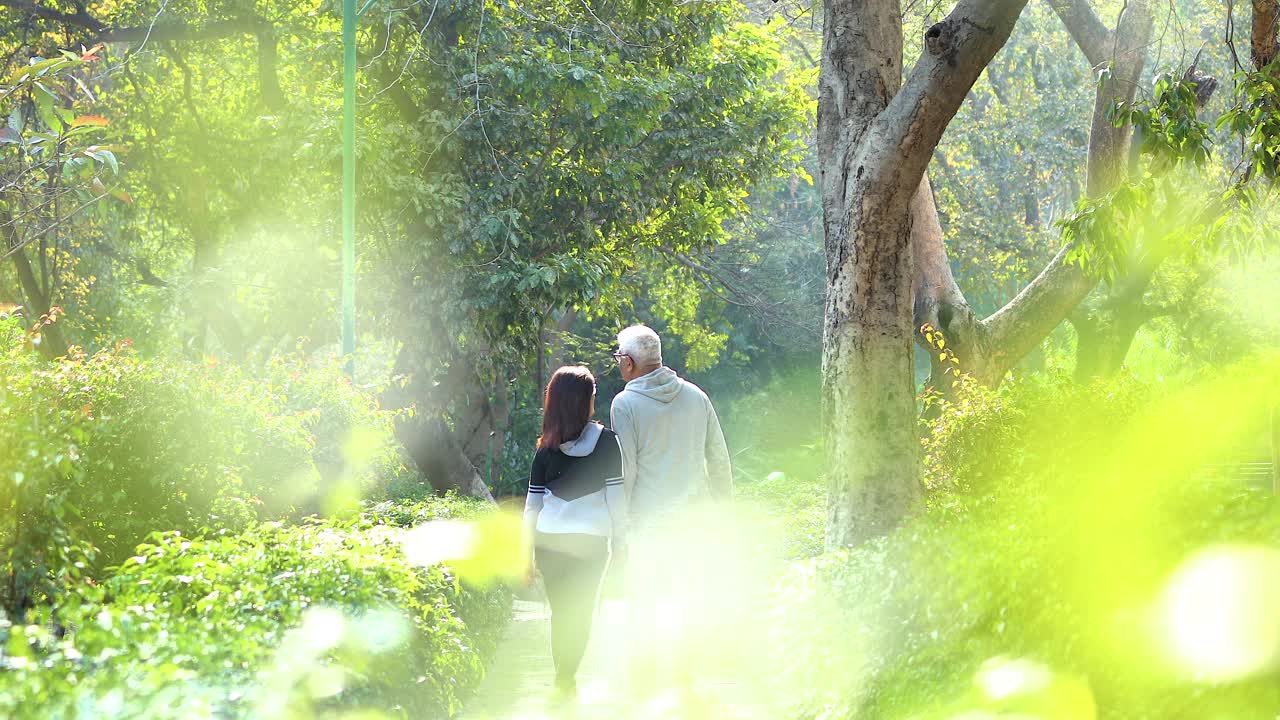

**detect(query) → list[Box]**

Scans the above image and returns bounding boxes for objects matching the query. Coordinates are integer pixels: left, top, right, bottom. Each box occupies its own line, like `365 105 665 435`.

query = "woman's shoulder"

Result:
595 428 622 456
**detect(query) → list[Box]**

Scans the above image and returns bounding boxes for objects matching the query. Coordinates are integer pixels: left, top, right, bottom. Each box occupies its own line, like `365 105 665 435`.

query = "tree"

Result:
909 0 1153 393
1 1 809 499
368 1 808 497
1057 0 1280 380
1 46 126 358
818 0 1034 547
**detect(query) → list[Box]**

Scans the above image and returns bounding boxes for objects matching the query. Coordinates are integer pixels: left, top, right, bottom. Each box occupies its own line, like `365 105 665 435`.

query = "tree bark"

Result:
397 415 496 503
1 215 68 358
1069 303 1145 380
911 0 1153 394
382 343 497 503
1254 0 1279 70
820 0 1029 548
10 248 68 358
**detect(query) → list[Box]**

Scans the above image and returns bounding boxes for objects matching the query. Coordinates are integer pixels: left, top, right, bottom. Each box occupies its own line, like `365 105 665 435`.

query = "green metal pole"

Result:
341 0 357 377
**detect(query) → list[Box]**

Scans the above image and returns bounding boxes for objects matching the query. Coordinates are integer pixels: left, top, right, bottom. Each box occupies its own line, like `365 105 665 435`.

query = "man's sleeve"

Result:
610 396 639 502
704 398 732 500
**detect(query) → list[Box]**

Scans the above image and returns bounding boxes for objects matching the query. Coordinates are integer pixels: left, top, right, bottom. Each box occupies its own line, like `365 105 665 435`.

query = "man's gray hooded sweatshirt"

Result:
609 367 732 525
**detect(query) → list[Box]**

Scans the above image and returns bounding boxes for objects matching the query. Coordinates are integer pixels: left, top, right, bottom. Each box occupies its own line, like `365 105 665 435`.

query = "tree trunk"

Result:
382 343 496 502
545 307 577 371
1070 304 1144 381
2 209 68 357
1254 0 1279 70
820 0 1029 548
10 248 68 358
396 415 496 503
1069 65 1217 380
185 184 248 358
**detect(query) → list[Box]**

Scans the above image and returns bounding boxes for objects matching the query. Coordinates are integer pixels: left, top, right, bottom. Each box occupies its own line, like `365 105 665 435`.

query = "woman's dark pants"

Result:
535 534 610 692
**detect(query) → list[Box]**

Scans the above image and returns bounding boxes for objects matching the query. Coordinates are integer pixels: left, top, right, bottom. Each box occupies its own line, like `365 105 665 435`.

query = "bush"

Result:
922 372 1152 498
257 356 423 509
774 358 1280 719
0 327 318 577
1 317 432 614
736 470 825 559
0 502 512 719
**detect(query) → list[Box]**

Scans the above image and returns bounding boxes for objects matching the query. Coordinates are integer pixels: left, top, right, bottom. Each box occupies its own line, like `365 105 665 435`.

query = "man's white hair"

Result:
617 325 662 367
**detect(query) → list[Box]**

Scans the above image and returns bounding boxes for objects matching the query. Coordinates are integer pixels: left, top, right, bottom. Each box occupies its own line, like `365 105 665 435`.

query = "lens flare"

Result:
1158 544 1280 682
398 520 476 568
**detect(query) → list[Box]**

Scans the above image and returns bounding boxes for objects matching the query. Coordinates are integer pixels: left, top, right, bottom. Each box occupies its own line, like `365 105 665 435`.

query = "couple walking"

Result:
521 324 733 704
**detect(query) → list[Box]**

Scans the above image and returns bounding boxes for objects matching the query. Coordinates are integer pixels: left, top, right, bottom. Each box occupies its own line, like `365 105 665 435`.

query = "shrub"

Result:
258 356 422 509
922 372 1149 498
0 504 512 719
2 316 110 611
2 318 435 612
774 358 1280 719
736 470 825 559
0 332 318 575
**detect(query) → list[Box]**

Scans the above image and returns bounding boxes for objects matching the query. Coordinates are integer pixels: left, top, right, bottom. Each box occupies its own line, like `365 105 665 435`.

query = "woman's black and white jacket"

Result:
523 422 628 543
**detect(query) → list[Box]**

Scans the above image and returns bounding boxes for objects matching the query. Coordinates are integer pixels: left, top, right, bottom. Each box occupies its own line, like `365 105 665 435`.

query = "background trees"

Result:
1 0 810 498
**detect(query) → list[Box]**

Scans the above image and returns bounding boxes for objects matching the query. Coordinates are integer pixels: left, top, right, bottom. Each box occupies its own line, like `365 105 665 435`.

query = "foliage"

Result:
258 356 417 510
1058 166 1275 285
0 328 313 571
1217 65 1280 181
0 505 511 719
923 372 1148 496
723 366 826 558
1 316 429 615
1061 53 1279 287
736 469 825 560
1111 69 1214 169
0 313 98 614
0 45 130 345
773 358 1280 719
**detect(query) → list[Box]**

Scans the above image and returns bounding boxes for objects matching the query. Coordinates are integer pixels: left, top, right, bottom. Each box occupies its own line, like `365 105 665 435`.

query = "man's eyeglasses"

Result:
610 352 630 364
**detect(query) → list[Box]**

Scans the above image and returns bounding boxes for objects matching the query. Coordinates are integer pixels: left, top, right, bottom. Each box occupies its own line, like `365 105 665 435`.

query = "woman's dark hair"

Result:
539 366 596 450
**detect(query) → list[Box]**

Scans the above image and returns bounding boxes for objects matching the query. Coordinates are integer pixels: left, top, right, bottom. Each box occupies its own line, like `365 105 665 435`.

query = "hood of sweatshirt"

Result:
624 366 683 404
560 421 603 457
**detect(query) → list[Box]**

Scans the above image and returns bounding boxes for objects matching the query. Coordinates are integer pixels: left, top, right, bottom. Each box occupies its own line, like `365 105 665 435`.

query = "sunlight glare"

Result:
1158 545 1280 682
398 520 475 568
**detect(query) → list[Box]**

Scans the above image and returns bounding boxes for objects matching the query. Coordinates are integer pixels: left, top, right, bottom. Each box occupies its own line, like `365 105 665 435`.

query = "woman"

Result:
522 365 628 701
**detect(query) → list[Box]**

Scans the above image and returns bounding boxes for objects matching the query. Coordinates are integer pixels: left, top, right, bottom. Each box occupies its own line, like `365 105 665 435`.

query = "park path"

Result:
459 594 772 720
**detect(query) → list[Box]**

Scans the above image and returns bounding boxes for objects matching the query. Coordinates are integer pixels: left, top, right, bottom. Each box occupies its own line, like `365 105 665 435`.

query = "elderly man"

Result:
609 324 732 697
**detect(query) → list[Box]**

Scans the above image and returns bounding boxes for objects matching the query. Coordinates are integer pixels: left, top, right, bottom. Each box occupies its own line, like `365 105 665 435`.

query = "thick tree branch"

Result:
979 0 1151 363
912 0 1153 387
1044 0 1114 66
0 1 106 33
98 18 271 45
856 0 1030 213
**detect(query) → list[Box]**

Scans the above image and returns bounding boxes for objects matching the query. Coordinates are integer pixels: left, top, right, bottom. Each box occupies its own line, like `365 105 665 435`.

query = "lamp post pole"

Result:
341 0 359 377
